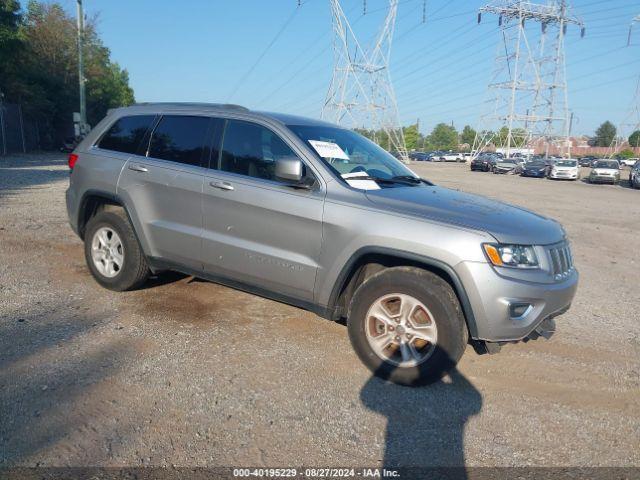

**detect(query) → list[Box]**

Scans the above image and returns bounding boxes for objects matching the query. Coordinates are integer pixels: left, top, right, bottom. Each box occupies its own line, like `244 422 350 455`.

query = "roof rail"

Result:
133 102 250 112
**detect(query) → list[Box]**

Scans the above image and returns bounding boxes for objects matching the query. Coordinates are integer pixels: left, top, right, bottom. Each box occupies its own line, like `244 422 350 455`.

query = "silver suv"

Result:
66 103 578 385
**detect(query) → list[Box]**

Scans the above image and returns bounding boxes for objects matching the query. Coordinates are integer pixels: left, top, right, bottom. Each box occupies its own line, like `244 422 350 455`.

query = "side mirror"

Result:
275 156 304 183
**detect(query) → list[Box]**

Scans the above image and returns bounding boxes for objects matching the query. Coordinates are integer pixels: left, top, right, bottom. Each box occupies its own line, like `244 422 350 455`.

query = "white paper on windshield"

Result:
341 172 381 190
308 140 350 160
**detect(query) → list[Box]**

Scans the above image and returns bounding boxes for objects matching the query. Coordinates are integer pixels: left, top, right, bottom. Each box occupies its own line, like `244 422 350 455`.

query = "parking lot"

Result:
1 154 638 468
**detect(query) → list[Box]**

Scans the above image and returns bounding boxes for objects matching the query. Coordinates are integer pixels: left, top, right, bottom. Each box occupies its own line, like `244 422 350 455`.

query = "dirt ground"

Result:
0 154 638 468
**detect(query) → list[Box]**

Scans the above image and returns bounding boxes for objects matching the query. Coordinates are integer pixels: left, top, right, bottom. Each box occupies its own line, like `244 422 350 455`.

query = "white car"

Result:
620 157 639 167
548 159 580 180
588 159 621 184
438 152 464 162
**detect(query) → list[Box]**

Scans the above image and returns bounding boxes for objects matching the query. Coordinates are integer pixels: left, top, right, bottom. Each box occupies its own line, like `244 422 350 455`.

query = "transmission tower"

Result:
628 14 640 46
472 1 584 160
322 0 408 162
608 77 640 157
610 15 640 157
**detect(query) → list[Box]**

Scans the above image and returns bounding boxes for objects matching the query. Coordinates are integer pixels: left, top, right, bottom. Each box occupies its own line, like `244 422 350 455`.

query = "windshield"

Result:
556 160 577 167
287 125 419 187
501 159 517 164
594 160 618 169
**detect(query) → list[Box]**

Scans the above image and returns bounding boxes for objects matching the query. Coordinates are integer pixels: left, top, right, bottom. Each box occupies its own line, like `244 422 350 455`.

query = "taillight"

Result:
68 153 79 170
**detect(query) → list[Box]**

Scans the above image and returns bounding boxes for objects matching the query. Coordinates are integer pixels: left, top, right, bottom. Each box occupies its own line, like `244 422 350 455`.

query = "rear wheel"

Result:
347 267 467 386
84 210 150 291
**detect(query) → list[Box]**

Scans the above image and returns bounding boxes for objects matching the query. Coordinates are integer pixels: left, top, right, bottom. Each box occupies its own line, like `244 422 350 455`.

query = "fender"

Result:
77 189 151 258
326 246 479 338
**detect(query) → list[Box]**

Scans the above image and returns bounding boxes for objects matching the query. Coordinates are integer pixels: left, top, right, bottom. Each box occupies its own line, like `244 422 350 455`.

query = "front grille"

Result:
549 244 574 280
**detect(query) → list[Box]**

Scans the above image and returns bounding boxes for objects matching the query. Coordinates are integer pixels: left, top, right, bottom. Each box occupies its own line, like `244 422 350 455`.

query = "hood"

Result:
592 168 618 174
496 162 517 169
553 165 578 171
365 185 565 245
525 165 546 171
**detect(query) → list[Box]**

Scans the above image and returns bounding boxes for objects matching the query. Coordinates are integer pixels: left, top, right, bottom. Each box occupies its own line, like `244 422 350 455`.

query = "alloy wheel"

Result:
91 227 124 278
365 293 438 367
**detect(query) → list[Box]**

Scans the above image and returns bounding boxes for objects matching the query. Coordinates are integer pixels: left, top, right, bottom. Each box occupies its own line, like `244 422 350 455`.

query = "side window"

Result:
97 115 155 154
219 120 302 182
148 115 211 167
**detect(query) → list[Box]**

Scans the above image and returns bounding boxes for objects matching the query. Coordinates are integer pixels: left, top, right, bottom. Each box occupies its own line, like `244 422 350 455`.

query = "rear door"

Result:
201 118 324 302
118 114 214 270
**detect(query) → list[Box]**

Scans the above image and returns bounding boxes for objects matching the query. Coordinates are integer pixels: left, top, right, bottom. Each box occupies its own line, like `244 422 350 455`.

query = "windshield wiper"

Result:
390 175 423 184
343 173 427 186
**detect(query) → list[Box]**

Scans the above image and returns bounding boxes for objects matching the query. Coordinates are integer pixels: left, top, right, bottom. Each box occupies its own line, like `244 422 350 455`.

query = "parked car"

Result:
588 160 621 184
493 158 523 174
461 153 474 163
470 154 497 172
409 151 430 161
520 160 548 178
438 152 464 162
629 161 640 189
579 156 596 167
66 103 578 386
620 157 639 167
548 159 580 181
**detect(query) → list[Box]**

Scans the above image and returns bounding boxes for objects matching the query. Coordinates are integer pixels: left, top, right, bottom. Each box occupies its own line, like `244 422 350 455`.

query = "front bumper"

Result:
590 175 618 183
521 170 546 177
550 171 578 179
455 260 578 342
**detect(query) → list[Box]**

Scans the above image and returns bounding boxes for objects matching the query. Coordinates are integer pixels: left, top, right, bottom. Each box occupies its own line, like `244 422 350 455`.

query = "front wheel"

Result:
347 267 467 386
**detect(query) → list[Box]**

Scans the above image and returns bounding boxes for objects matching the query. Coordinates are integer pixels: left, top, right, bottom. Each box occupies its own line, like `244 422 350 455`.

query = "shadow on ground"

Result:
360 349 482 473
0 309 132 464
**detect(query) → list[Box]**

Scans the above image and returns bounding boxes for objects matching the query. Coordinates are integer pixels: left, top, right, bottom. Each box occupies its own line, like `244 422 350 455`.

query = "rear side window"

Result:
148 115 211 167
98 115 155 154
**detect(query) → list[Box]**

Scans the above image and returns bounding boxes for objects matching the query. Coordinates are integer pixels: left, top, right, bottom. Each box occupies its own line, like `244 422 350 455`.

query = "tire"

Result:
84 209 150 291
347 267 467 386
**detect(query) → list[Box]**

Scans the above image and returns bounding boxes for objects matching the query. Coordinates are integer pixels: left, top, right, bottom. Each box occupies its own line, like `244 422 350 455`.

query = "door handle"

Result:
209 180 234 191
128 163 148 173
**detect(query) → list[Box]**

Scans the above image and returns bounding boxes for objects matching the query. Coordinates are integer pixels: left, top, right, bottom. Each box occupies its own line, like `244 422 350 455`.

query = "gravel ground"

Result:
0 153 638 468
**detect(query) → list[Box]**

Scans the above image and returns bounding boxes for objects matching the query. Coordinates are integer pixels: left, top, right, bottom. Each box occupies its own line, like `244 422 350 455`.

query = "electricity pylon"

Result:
322 0 408 162
472 1 584 159
628 14 640 46
608 80 640 157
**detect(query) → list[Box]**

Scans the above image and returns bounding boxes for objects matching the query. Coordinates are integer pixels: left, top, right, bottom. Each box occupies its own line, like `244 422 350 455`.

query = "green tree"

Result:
403 123 420 151
618 149 635 159
427 123 458 150
594 121 616 147
0 0 25 98
1 0 135 145
460 125 476 150
628 130 640 149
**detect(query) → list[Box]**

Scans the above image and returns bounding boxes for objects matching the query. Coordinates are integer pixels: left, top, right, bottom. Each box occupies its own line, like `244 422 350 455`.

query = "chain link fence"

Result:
0 102 44 155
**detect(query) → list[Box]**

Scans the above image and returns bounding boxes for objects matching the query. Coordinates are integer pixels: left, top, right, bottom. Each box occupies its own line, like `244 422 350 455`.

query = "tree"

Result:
0 0 135 146
594 121 616 147
629 130 640 149
460 125 476 149
403 123 420 151
0 0 25 97
427 123 458 150
618 148 635 159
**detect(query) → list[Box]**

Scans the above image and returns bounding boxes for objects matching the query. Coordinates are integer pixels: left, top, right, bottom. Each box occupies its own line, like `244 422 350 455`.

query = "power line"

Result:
227 3 304 102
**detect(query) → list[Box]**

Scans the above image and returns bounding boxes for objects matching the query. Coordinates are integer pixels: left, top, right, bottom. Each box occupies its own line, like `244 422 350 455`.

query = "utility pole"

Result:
322 0 409 162
472 1 584 160
76 0 87 137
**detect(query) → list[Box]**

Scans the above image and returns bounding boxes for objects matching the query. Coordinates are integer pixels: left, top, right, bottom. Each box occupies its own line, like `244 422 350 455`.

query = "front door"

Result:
201 119 324 302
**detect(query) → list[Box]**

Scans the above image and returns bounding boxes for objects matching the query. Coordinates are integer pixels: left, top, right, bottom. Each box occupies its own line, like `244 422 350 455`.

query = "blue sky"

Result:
63 0 639 136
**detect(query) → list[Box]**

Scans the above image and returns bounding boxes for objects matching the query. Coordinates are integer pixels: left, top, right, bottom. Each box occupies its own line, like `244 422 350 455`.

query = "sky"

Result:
61 0 640 136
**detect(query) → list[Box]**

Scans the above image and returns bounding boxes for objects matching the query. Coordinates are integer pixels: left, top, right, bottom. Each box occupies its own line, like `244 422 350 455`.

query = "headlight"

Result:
483 244 539 268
